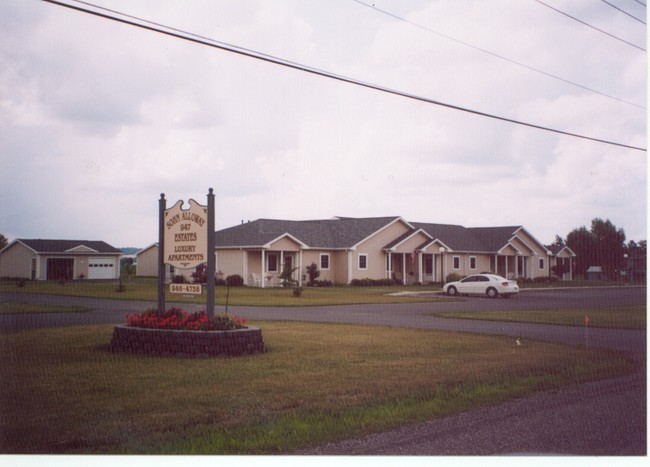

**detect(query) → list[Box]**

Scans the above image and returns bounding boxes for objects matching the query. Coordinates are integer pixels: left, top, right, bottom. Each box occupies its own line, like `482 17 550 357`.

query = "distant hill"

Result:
120 247 141 255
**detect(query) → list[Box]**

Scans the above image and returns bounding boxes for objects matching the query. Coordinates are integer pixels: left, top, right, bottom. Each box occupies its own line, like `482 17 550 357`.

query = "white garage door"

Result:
88 258 116 279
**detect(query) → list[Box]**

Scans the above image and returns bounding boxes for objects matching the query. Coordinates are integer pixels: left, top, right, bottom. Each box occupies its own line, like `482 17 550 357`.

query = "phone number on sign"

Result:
169 284 202 295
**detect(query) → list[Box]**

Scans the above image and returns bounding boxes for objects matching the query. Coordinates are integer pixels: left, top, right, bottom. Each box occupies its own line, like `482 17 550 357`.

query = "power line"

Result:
351 0 645 110
599 0 646 24
533 0 646 51
41 0 646 152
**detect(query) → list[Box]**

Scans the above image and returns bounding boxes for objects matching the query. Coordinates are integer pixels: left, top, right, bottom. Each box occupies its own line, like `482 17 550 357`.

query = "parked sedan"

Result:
443 274 519 298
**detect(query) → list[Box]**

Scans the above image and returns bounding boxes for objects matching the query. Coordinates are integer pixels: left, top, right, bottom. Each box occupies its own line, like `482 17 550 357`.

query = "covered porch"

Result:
387 251 445 285
241 234 306 287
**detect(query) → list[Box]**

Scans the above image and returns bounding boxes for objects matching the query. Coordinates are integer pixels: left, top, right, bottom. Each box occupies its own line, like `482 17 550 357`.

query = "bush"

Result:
350 278 396 287
306 262 320 286
172 275 187 284
445 273 463 283
313 279 332 287
225 274 244 287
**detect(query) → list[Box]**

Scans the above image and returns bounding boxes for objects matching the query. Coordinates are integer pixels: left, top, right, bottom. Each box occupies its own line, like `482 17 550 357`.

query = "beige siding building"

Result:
0 239 122 280
136 216 570 286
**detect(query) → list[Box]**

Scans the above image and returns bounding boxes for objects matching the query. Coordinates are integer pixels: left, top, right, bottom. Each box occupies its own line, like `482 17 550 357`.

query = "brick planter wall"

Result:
109 325 265 358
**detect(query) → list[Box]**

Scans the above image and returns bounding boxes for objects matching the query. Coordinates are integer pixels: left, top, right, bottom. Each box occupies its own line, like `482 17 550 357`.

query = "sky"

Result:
0 0 646 249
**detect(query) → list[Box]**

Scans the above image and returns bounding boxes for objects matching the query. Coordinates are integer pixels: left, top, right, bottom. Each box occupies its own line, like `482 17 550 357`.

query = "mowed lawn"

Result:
0 321 635 454
0 278 447 306
434 305 646 330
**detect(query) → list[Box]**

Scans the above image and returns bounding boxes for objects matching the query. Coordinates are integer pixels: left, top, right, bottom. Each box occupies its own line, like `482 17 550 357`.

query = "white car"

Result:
443 274 519 298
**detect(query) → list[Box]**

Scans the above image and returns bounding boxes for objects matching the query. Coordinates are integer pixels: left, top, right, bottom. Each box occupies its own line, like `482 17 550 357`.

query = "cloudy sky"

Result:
1 0 646 249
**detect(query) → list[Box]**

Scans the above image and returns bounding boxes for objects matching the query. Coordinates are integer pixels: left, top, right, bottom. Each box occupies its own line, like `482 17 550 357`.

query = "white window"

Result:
453 256 461 270
358 254 368 270
469 256 477 270
320 253 330 270
539 258 545 269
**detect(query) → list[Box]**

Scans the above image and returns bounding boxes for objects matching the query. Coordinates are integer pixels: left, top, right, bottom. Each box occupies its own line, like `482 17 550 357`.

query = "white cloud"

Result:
0 0 645 247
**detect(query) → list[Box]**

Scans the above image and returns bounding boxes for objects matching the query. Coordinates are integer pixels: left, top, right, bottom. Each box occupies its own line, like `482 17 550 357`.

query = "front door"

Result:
47 258 74 281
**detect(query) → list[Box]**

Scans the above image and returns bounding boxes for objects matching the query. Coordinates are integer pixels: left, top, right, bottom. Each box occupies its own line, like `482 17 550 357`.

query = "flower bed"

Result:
110 308 264 358
126 307 247 331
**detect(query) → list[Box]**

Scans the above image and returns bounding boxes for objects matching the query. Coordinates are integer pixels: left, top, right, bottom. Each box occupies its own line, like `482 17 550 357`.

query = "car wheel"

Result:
447 286 458 296
486 287 498 298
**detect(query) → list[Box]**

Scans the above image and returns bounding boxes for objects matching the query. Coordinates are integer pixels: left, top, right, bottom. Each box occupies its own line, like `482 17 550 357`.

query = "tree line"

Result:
553 218 646 281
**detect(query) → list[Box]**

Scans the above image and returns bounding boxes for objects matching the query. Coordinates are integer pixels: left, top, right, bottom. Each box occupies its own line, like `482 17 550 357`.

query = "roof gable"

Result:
16 239 121 254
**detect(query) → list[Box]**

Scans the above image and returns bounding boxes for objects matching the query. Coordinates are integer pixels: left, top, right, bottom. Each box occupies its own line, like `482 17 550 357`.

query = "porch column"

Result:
417 252 423 284
505 255 508 278
402 253 406 285
261 250 265 288
299 249 303 286
515 255 519 278
386 251 393 279
243 250 248 283
347 250 353 284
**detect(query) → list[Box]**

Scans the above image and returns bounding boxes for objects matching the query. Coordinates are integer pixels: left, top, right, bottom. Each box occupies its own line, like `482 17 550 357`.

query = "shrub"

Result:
191 264 207 284
306 262 320 286
314 279 332 287
126 307 247 331
350 278 396 287
172 275 187 284
225 274 244 287
445 273 463 283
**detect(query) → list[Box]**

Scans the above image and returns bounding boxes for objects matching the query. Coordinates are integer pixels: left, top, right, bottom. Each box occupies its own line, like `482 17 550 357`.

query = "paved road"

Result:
0 287 646 455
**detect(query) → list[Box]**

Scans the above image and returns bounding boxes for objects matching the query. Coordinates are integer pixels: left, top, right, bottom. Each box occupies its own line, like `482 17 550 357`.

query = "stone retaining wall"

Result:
109 325 265 358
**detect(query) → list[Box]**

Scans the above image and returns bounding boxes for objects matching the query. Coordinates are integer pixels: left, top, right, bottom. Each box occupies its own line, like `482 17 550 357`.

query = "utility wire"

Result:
631 0 646 7
41 0 646 152
533 0 646 51
352 0 644 110
599 0 646 24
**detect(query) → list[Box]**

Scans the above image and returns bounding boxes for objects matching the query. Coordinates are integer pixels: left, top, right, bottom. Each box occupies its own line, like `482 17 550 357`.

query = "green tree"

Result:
566 218 626 280
0 234 7 251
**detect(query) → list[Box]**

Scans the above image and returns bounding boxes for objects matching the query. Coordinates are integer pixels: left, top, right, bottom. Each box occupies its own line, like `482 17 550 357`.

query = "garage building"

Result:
0 239 122 281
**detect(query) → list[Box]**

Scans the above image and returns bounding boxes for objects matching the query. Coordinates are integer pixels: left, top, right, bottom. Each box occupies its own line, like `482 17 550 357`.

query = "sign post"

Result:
158 189 215 319
157 193 166 317
206 188 215 318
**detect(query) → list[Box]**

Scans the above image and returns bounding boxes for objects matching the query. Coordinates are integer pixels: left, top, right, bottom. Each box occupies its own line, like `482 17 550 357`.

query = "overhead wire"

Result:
41 0 646 152
351 0 645 110
533 0 646 51
599 0 646 24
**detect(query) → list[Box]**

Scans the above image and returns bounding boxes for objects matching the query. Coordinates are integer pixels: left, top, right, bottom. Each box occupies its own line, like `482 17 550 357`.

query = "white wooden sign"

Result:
163 199 208 269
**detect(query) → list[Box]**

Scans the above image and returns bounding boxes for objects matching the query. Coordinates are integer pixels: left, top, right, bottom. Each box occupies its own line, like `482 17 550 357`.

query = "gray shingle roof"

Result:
17 239 122 254
214 217 401 249
214 217 531 253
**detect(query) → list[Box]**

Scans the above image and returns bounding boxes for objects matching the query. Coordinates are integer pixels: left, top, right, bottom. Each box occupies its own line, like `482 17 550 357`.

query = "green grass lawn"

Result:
0 321 635 454
0 278 450 306
434 305 646 330
0 302 92 315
